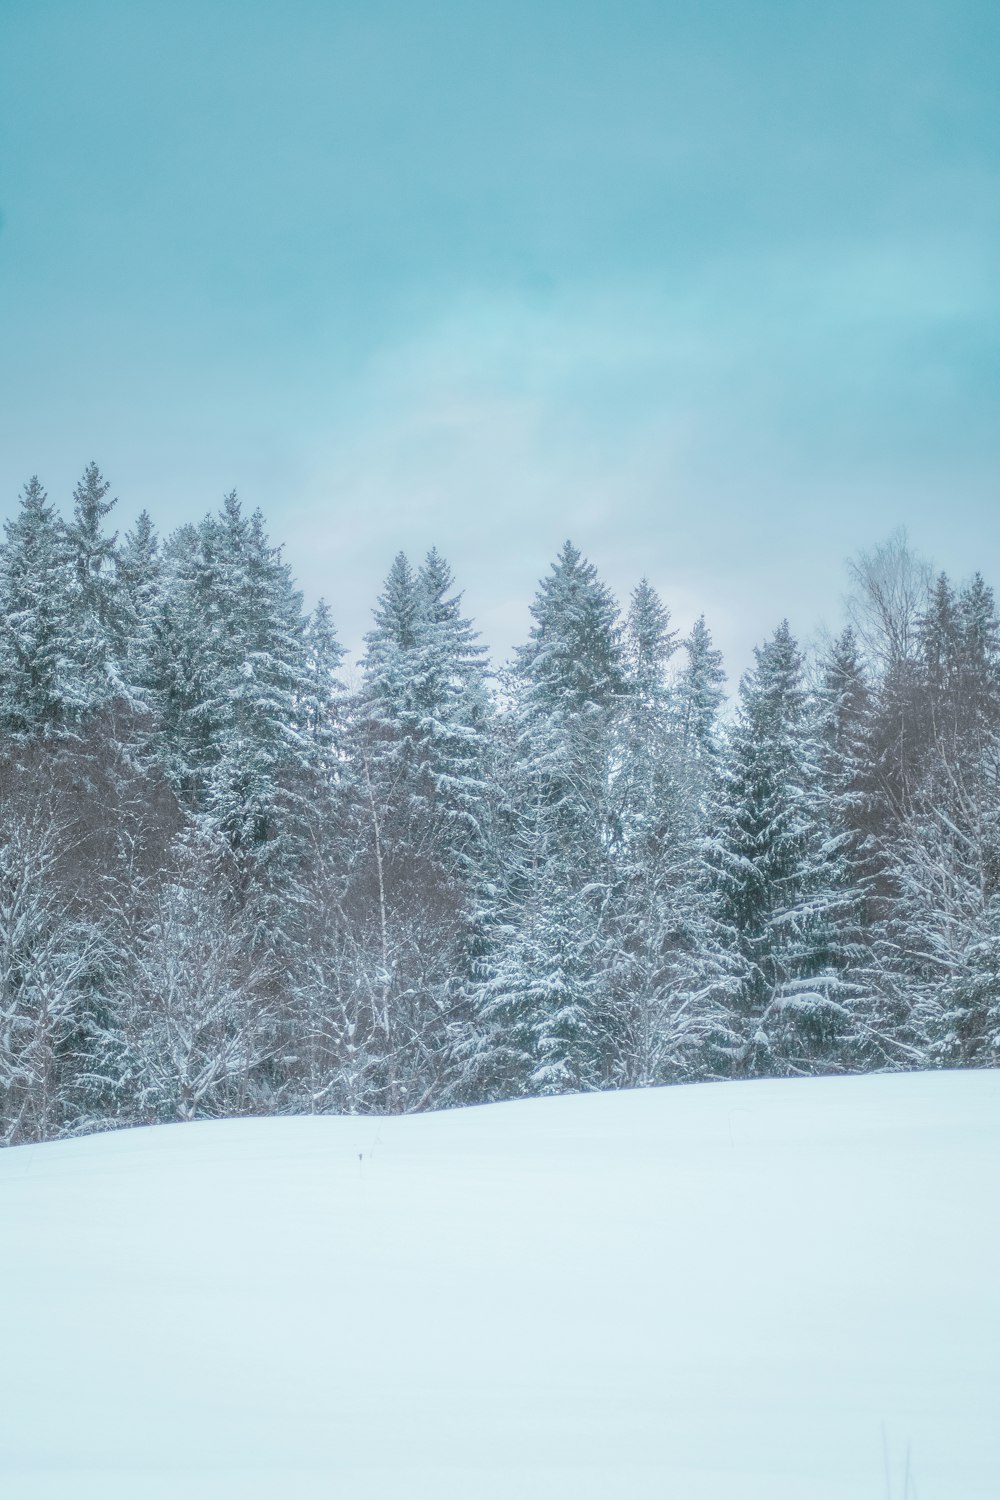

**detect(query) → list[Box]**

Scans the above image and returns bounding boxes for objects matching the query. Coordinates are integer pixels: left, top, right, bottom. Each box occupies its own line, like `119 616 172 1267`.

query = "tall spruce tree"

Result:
143 523 219 797
63 462 125 718
413 547 492 875
608 581 693 1083
117 510 163 711
343 549 492 1109
675 614 726 765
473 542 625 1096
300 598 345 772
711 622 859 1076
0 478 74 739
197 496 315 918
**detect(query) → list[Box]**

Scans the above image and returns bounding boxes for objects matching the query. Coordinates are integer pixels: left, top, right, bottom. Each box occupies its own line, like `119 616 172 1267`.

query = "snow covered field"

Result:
1 1071 998 1499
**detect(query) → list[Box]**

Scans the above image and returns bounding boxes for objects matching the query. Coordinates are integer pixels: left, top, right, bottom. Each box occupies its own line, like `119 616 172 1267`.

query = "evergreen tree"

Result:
815 628 872 901
675 614 726 764
616 579 678 844
812 628 898 1062
300 598 345 772
118 509 163 709
605 581 719 1083
473 543 625 1096
711 622 859 1076
616 579 678 869
355 548 490 882
0 478 74 739
143 497 315 922
957 573 1000 728
413 546 492 874
63 462 125 717
345 549 492 1109
198 496 316 917
143 523 219 796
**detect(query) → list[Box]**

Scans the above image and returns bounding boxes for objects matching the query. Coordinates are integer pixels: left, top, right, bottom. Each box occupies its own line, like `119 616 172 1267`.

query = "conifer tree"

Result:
413 547 492 874
300 599 345 772
711 622 859 1075
143 523 219 796
617 578 677 824
197 496 316 918
63 462 125 717
474 543 625 1096
117 510 163 710
675 614 726 765
0 478 74 739
609 581 687 1082
358 549 490 879
143 497 315 922
346 549 492 1108
815 628 872 904
609 593 735 1083
957 573 1000 731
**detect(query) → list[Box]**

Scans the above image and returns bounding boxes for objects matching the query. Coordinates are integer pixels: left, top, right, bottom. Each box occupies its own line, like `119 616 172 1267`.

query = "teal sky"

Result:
1 0 998 676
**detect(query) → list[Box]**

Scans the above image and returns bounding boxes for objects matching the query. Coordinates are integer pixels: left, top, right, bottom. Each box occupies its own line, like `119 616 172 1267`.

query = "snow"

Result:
1 1070 998 1499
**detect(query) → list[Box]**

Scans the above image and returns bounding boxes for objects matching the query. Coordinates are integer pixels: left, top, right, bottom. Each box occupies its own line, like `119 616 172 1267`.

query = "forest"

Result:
1 463 998 1145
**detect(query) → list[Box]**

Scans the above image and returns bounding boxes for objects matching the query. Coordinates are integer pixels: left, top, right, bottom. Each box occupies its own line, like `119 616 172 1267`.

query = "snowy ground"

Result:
1 1071 998 1499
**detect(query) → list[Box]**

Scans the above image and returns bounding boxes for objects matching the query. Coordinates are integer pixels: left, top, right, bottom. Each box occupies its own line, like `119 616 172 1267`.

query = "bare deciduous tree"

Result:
846 529 931 671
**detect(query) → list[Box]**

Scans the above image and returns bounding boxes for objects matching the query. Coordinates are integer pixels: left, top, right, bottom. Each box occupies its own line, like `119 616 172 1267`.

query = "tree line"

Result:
1 466 997 1144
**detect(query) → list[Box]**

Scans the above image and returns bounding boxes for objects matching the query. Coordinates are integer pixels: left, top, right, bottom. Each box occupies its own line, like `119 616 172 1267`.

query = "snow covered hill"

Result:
1 1071 998 1499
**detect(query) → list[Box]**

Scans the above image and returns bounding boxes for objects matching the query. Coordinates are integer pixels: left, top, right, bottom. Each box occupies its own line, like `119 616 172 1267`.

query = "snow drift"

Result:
1 1070 998 1499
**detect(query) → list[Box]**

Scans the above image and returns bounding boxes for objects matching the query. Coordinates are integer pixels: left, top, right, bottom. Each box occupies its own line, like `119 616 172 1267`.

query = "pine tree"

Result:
815 628 872 903
300 598 345 772
0 478 74 739
358 548 491 867
812 628 897 1062
198 497 316 921
63 462 125 717
143 497 316 924
607 581 695 1082
473 543 626 1097
957 573 1000 727
675 614 726 764
143 523 219 796
711 622 859 1076
343 550 492 1109
616 579 678 838
118 509 163 710
610 593 736 1084
362 551 422 703
413 547 492 873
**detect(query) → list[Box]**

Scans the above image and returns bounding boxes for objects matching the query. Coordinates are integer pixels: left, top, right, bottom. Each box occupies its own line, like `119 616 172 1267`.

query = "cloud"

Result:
272 236 998 681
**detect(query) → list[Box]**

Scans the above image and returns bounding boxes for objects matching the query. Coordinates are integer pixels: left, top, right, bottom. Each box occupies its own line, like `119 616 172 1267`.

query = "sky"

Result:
1 0 998 680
